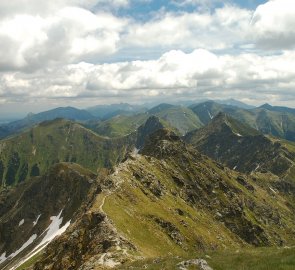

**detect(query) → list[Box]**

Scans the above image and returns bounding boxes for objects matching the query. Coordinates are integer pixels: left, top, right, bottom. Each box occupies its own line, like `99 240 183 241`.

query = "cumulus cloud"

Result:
0 0 294 112
1 49 295 107
0 7 127 71
251 0 295 49
124 6 252 50
0 2 255 72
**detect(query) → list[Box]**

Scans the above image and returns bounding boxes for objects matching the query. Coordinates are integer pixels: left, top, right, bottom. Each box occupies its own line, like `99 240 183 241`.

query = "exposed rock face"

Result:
136 116 165 149
31 168 136 270
129 129 295 247
34 211 134 270
0 163 95 270
140 128 184 159
185 113 294 177
177 259 213 270
153 216 184 246
2 124 295 269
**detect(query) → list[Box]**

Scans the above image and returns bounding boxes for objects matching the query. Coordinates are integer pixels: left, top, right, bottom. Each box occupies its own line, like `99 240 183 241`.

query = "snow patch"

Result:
207 110 213 119
31 210 70 255
234 132 242 137
12 210 70 270
33 214 41 227
233 165 237 170
0 252 7 264
18 219 24 226
8 234 37 261
133 147 139 155
32 146 36 156
254 164 260 171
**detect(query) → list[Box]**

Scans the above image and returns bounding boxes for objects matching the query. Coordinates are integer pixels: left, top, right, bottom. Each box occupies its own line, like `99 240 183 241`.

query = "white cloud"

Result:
0 0 294 112
251 0 295 49
0 7 127 71
1 49 295 107
124 6 252 51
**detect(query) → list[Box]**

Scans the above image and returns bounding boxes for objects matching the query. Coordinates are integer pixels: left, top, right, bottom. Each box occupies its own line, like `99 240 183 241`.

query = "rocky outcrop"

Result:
185 113 294 177
34 211 134 270
0 163 95 270
136 116 165 149
31 167 136 270
177 259 213 270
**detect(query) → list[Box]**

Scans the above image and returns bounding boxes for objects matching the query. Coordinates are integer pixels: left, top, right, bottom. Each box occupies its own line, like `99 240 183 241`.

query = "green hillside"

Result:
0 119 135 186
32 128 295 270
185 113 295 177
89 105 203 138
190 101 295 141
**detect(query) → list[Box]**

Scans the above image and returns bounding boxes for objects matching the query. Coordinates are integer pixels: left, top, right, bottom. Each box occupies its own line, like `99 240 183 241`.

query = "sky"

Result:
0 0 295 117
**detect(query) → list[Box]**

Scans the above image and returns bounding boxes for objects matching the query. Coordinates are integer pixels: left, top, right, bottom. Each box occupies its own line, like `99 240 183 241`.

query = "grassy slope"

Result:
190 102 295 141
155 106 203 135
0 119 134 186
90 107 203 138
92 114 149 138
118 247 295 270
102 150 295 256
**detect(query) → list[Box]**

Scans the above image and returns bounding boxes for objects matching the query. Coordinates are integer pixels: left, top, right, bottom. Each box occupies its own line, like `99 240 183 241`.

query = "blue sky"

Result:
112 0 268 20
0 0 294 116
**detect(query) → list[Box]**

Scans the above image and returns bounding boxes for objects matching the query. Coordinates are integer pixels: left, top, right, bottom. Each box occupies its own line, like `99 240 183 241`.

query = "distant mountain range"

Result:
86 103 146 119
1 103 295 269
185 112 295 178
0 107 95 139
1 100 294 141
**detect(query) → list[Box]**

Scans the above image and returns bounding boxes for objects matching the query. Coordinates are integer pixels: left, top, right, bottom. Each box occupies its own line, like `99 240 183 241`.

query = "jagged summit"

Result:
136 115 165 149
210 112 261 137
185 114 294 176
140 128 183 158
185 112 260 145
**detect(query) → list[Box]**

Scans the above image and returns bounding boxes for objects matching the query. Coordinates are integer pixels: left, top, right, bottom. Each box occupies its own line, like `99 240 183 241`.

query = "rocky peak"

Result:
259 103 273 110
136 116 165 149
140 128 184 158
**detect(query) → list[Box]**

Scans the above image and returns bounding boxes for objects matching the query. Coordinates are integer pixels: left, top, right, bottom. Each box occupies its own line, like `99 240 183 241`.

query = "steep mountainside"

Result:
0 107 96 139
152 105 203 135
190 101 295 141
0 163 96 270
0 119 135 186
28 129 295 269
185 113 295 177
89 105 203 138
189 101 239 125
260 103 295 115
87 114 148 138
253 108 295 141
136 116 165 149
